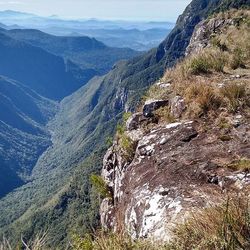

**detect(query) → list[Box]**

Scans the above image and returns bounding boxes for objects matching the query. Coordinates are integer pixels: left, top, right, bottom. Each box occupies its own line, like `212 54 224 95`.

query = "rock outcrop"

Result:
100 8 250 242
101 116 250 241
143 100 169 118
170 96 186 118
186 13 238 55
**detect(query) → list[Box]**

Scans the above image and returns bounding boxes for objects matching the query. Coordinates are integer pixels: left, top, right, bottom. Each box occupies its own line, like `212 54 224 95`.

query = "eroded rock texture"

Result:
101 115 250 241
186 15 236 55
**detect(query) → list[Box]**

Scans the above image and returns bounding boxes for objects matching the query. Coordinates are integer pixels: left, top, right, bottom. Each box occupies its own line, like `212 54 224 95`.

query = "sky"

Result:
0 0 192 22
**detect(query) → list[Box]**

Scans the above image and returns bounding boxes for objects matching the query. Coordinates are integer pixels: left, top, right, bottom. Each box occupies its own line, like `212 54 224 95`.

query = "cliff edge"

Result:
100 9 250 247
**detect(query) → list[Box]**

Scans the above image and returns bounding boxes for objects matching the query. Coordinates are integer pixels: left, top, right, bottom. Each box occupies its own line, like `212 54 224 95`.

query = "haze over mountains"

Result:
0 10 174 51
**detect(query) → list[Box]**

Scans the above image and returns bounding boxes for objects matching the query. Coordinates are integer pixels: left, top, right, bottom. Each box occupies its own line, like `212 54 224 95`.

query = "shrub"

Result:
116 123 136 162
217 116 232 129
219 134 232 141
116 124 125 135
122 112 132 123
119 133 136 162
71 234 94 250
90 175 112 199
106 136 113 147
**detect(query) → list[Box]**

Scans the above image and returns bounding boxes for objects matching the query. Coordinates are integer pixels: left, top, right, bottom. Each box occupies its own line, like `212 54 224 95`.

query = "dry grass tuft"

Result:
71 197 250 250
146 10 250 121
162 48 226 84
154 106 176 123
0 237 12 250
220 83 249 112
71 231 167 250
168 196 250 250
185 83 223 115
0 232 47 250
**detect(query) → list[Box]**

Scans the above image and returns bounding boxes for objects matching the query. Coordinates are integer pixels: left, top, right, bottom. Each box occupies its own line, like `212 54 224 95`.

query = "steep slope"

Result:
100 8 250 246
216 0 250 11
0 0 243 248
0 75 57 197
0 32 86 100
2 29 140 74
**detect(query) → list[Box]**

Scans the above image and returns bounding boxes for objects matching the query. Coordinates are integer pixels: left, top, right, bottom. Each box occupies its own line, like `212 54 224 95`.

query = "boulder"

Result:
143 99 168 118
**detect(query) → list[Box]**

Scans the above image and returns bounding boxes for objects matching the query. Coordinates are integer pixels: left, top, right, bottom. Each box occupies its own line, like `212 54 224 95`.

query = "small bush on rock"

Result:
90 175 112 199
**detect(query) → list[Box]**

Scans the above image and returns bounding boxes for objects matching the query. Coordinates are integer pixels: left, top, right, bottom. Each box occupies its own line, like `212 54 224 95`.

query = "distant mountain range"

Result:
0 10 174 30
0 10 174 51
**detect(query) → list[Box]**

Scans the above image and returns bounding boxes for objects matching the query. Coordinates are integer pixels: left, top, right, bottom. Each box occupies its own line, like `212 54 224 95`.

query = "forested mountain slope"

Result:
0 75 57 197
0 32 85 100
0 27 139 200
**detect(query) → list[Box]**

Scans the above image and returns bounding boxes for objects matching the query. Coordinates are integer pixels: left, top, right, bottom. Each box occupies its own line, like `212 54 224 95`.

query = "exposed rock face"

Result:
143 100 169 118
170 96 186 118
99 0 250 244
126 113 146 131
186 15 235 55
100 118 250 241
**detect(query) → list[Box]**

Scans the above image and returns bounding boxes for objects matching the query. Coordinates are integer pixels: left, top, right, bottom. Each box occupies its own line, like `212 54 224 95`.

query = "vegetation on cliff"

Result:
146 9 250 120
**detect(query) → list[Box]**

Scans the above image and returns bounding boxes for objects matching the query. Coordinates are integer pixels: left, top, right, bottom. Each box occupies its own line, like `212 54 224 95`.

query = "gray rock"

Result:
156 81 171 88
100 198 114 230
126 112 146 131
186 17 234 56
143 99 168 118
160 138 168 145
232 115 243 127
170 96 186 118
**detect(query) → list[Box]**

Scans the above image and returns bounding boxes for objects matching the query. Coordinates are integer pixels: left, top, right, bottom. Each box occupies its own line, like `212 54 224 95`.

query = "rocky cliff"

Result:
100 8 250 243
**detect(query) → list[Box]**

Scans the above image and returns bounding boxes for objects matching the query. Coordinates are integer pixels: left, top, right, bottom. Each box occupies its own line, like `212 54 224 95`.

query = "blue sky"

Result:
0 0 191 21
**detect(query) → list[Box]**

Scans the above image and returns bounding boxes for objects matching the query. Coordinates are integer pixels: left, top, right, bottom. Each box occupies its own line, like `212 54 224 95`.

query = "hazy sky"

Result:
0 0 192 21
